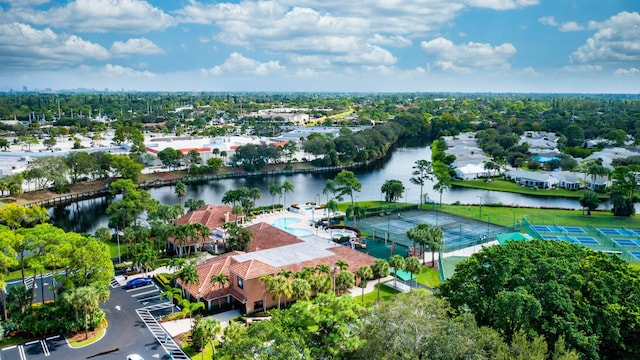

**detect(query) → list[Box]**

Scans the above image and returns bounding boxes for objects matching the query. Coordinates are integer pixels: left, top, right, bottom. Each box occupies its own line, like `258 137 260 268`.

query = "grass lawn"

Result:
434 204 640 228
68 325 106 348
452 179 609 199
360 282 400 304
415 265 441 288
0 335 29 348
184 340 220 360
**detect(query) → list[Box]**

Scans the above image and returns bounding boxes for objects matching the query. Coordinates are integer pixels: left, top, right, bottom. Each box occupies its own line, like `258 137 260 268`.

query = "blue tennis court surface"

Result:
598 228 640 236
630 251 640 260
613 239 640 247
533 225 585 234
542 235 598 245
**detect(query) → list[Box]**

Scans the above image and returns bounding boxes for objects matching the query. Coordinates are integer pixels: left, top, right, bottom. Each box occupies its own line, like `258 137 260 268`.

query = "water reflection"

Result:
50 140 612 234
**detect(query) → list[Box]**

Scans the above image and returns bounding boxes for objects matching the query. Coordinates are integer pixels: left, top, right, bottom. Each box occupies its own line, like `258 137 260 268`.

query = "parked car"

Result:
126 355 144 360
125 277 153 289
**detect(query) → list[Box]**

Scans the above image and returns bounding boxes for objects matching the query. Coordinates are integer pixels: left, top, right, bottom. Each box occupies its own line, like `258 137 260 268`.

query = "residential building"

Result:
504 170 558 189
177 221 377 314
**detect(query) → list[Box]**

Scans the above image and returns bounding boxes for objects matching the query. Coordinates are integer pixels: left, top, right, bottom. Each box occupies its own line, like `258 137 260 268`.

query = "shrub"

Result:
154 273 172 288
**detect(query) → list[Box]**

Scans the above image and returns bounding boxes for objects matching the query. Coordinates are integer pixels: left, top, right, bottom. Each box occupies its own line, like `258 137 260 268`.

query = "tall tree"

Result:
333 170 362 205
210 273 229 308
410 159 433 206
578 190 600 215
439 240 640 359
355 265 373 303
388 255 405 290
177 264 200 299
404 256 421 290
281 180 295 209
371 259 389 303
380 179 405 202
269 183 282 212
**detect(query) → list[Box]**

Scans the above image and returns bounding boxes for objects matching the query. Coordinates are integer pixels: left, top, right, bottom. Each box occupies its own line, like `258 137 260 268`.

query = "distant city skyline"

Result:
0 0 638 93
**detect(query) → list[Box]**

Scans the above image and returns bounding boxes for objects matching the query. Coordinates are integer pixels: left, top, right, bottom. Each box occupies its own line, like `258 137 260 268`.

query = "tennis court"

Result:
353 208 509 254
598 228 640 236
542 235 599 245
533 225 586 234
613 239 640 247
524 215 640 263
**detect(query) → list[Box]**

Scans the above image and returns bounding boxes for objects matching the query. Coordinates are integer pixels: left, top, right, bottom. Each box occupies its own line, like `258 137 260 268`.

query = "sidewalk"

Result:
160 309 241 337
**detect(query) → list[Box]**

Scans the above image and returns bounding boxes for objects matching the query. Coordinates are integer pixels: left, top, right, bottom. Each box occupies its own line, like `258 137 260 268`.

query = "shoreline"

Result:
451 179 610 200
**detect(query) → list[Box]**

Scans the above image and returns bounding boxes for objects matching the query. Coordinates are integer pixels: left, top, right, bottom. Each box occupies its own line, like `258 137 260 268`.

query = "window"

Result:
254 300 263 311
237 277 244 289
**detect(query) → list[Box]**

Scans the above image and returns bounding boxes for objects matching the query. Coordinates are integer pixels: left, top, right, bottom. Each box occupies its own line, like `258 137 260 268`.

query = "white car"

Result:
126 355 144 360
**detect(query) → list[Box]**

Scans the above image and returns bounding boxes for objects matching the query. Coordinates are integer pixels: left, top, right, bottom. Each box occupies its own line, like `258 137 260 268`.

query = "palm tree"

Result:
269 183 282 212
177 264 199 299
371 259 390 303
167 257 187 284
427 226 445 267
325 199 339 225
335 260 349 271
210 273 229 309
271 275 292 309
249 187 262 212
291 278 311 301
404 257 421 290
185 198 205 213
160 286 183 313
281 180 295 210
355 265 373 303
198 317 222 357
407 223 430 263
388 255 405 290
322 179 340 217
259 275 273 312
175 181 187 203
179 298 205 327
346 203 366 227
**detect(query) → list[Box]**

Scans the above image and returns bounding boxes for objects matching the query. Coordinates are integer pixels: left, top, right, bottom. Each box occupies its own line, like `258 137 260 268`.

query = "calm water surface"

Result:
50 143 611 234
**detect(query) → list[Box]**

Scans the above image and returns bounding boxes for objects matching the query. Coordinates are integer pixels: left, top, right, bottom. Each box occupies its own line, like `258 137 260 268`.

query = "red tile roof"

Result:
245 222 302 251
177 204 233 230
282 246 377 274
229 258 278 280
178 251 244 301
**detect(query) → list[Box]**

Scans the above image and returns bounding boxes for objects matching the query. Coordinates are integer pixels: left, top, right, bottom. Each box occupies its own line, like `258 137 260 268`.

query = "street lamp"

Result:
405 189 409 204
476 195 483 220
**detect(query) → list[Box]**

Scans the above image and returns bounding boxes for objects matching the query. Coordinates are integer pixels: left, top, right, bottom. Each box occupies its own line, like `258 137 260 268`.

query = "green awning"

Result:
496 232 533 245
390 268 417 281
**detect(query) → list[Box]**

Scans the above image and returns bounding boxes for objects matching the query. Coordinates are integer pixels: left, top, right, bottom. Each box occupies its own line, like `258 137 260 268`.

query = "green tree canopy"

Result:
438 240 640 359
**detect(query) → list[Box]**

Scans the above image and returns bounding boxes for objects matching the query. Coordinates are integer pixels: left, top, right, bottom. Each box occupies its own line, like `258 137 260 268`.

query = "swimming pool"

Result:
286 228 313 236
533 156 560 163
272 218 300 228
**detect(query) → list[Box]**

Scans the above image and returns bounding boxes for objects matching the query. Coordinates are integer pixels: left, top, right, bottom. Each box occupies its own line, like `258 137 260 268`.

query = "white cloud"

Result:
558 21 584 32
571 11 640 64
111 38 164 56
421 37 516 72
0 0 50 6
562 65 603 72
463 0 539 10
539 16 585 32
203 52 285 76
370 34 412 47
614 67 640 76
0 22 109 69
104 64 157 77
538 16 557 26
13 0 175 33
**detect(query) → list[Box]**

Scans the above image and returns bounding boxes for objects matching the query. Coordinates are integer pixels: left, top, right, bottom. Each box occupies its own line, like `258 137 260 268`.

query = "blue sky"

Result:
0 0 638 93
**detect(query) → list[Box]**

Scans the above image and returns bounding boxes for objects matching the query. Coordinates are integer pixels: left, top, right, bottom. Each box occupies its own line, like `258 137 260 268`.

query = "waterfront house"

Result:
504 170 558 189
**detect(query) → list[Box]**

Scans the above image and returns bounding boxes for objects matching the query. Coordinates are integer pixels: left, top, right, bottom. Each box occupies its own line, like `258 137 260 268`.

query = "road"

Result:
2 279 178 360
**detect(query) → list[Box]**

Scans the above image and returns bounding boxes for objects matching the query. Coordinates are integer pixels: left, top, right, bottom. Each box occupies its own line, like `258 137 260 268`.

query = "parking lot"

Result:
1 277 182 360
